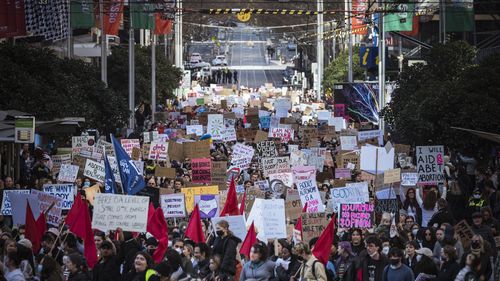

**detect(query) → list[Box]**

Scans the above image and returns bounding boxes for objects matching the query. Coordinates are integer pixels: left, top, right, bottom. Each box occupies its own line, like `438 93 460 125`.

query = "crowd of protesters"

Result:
0 101 499 281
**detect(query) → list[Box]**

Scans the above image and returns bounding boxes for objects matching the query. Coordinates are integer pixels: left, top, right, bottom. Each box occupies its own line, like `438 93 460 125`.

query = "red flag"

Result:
25 201 41 253
239 191 246 215
239 222 257 257
65 195 82 227
220 177 239 216
148 207 169 263
185 204 205 243
68 198 98 268
154 15 173 35
36 212 47 241
311 215 336 264
148 202 155 222
102 0 124 36
294 202 308 232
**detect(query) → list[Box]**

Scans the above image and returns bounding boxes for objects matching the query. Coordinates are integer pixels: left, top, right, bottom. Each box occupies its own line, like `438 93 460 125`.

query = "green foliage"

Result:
386 41 500 149
107 45 182 105
0 43 128 134
323 47 365 91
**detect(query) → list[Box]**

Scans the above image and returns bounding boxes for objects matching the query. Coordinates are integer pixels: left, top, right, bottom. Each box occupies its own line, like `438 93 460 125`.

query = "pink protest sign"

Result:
339 203 374 228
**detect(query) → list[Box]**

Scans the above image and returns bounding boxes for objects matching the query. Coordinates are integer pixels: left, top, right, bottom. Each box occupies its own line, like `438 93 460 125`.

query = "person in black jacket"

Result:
193 243 211 280
211 220 241 281
403 241 420 274
433 245 460 281
122 252 160 281
427 199 455 228
275 243 301 281
119 232 143 275
93 241 121 281
66 253 91 281
344 236 388 281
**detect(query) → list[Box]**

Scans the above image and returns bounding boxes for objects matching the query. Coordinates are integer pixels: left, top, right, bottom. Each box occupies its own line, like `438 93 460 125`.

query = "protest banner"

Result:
160 193 186 218
72 136 95 150
454 220 474 248
30 189 63 226
383 168 401 184
1 190 31 216
120 139 140 157
335 168 351 179
148 141 169 161
261 156 290 177
57 164 79 183
285 189 302 221
184 140 211 159
330 182 370 212
339 203 374 228
211 161 227 188
155 166 176 178
92 193 149 232
401 172 418 186
301 212 328 243
52 154 72 173
246 198 286 240
212 215 247 241
42 184 75 209
221 127 237 142
192 158 212 184
269 172 293 188
416 146 445 184
182 185 219 213
207 114 224 140
293 166 324 213
340 136 358 151
360 146 395 174
307 147 327 171
186 125 204 136
195 195 219 218
83 159 105 182
375 199 399 215
358 130 383 146
269 128 294 143
256 141 278 157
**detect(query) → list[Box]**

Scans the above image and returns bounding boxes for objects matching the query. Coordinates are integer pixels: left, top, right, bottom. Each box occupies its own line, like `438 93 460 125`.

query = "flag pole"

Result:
100 0 108 86
129 10 135 130
152 33 157 123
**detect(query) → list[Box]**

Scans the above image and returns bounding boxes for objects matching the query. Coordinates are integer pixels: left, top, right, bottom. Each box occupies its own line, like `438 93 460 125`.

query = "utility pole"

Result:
316 0 324 101
175 0 183 68
151 34 157 122
129 14 135 130
348 0 353 82
99 0 107 86
378 0 386 133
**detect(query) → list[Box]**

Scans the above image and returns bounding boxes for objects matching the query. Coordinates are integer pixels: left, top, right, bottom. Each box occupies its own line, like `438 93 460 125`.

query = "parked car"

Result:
212 55 228 66
190 53 202 63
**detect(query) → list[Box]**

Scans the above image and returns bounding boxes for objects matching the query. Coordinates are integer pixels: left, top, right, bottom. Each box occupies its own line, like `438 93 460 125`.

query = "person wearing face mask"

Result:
467 190 486 218
433 245 460 281
469 212 496 250
345 236 388 281
211 220 241 281
192 243 211 280
432 225 464 265
414 247 438 280
122 252 160 281
145 238 159 257
92 241 120 281
172 239 193 278
381 238 391 257
206 255 222 281
381 247 414 281
459 235 492 281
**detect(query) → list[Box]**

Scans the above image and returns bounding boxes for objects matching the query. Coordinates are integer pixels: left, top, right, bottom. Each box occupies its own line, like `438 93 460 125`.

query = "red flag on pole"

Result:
311 215 336 264
239 222 257 257
185 204 206 243
239 191 246 216
25 201 41 253
68 198 98 268
220 177 239 216
294 202 308 232
148 207 169 263
36 212 47 242
148 202 155 222
65 195 82 226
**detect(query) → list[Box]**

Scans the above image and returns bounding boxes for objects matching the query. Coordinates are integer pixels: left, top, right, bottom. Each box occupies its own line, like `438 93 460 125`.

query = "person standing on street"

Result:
233 70 238 84
381 248 414 281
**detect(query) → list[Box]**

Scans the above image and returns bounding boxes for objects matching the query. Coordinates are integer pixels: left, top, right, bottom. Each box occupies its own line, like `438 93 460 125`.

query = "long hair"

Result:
423 189 438 210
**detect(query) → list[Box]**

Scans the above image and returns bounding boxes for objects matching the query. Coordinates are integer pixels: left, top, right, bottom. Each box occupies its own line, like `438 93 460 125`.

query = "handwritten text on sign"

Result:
30 189 63 226
293 166 324 213
160 194 186 218
301 212 328 243
339 203 374 228
1 190 31 216
92 193 149 232
416 146 445 184
42 184 75 210
269 128 294 143
192 158 212 183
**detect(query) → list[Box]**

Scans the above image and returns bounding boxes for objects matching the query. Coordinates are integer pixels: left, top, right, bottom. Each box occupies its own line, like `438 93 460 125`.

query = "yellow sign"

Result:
237 11 251 22
181 185 220 213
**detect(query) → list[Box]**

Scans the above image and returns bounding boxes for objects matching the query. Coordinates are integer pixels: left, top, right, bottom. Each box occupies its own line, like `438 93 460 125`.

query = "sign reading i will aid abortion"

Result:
416 146 445 184
92 193 149 232
42 184 75 209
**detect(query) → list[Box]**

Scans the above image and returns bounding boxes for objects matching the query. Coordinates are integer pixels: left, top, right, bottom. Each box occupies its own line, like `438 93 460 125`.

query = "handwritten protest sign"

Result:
207 114 224 140
301 212 328 243
186 125 204 136
336 153 360 170
42 184 75 209
244 187 265 215
384 168 401 184
339 203 374 228
247 199 286 240
52 154 72 173
72 136 95 149
211 161 227 188
454 220 474 248
335 168 351 179
30 190 63 226
212 215 247 241
57 164 79 183
401 173 418 186
160 193 186 218
306 147 327 171
358 130 383 146
330 182 370 212
1 190 31 216
293 166 324 213
195 195 219 218
269 128 294 143
182 185 219 213
184 140 211 159
260 116 271 129
92 193 149 232
290 150 308 167
269 172 293 188
192 158 212 183
416 146 445 184
148 141 169 161
285 189 302 221
375 199 399 215
84 159 105 182
120 139 140 157
340 136 358 151
257 141 278 157
261 156 290 177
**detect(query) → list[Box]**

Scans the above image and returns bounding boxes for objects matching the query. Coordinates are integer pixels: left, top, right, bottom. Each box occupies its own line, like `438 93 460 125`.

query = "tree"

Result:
384 41 500 149
323 47 365 91
0 43 129 134
107 45 182 106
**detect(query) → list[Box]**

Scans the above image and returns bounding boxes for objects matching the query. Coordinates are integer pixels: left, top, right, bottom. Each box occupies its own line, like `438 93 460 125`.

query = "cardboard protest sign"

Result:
261 156 290 177
416 146 445 184
340 136 358 151
269 128 294 143
84 159 105 182
244 187 265 215
335 168 351 179
155 166 176 178
192 158 212 184
285 189 302 221
160 193 186 218
339 203 374 228
212 215 247 241
454 220 474 248
148 141 169 161
92 193 149 232
120 139 140 157
186 125 204 136
336 153 360 170
330 182 370 212
246 198 287 240
30 189 63 226
42 184 75 209
207 114 224 140
301 212 328 243
401 172 418 186
211 161 227 188
52 154 72 173
181 185 219 213
375 199 399 215
257 141 278 157
184 140 211 159
293 166 324 213
195 194 219 218
254 130 269 143
383 168 401 184
1 190 31 216
57 164 79 183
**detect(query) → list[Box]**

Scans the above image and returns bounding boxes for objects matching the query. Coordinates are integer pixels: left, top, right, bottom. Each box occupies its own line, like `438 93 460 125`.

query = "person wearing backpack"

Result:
381 248 414 281
295 242 327 281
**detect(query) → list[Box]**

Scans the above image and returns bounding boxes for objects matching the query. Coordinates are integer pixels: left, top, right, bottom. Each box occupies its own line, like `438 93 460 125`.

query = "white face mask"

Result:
175 248 183 255
382 246 390 255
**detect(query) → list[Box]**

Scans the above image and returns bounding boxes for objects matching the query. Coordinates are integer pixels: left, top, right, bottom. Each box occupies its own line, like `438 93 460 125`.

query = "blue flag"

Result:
110 135 145 195
104 155 117 194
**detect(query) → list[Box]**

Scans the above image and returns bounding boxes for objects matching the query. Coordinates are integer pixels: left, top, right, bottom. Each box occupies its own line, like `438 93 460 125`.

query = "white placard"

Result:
293 166 325 213
160 193 186 218
92 193 149 232
57 164 79 183
317 110 331 121
212 215 247 241
401 173 419 186
246 198 287 240
10 192 39 226
330 182 369 212
261 156 291 177
84 159 105 182
42 184 75 209
328 117 346 131
360 146 395 174
358 130 383 145
340 136 358 151
221 127 237 142
207 114 224 140
30 189 63 226
148 141 169 161
416 146 445 184
186 125 204 136
1 190 31 216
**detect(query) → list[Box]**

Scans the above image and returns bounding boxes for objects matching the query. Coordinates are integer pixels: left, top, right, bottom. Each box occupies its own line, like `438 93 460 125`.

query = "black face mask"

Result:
471 241 481 249
389 258 400 266
216 230 224 237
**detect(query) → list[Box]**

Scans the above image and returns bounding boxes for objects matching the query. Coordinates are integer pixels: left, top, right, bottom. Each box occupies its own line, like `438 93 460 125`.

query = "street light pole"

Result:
378 0 386 133
151 34 157 122
129 14 135 130
100 0 107 86
316 0 324 101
